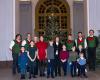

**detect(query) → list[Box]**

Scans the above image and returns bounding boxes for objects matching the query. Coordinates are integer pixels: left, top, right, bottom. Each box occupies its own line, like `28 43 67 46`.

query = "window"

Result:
35 0 71 36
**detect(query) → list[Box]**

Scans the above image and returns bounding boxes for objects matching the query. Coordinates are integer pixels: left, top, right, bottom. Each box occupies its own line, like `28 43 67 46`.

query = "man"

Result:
9 34 22 75
66 34 75 51
86 29 99 71
36 36 47 77
75 32 87 49
22 33 32 51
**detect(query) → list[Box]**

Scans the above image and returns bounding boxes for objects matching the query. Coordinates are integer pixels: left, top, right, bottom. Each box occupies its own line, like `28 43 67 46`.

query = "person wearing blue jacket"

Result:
18 46 28 79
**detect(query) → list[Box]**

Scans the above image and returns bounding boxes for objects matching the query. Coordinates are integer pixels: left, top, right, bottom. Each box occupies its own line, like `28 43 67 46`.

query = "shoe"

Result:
33 75 37 78
51 75 54 78
29 75 31 79
84 75 88 78
47 75 50 78
80 75 83 78
40 74 42 77
21 75 25 79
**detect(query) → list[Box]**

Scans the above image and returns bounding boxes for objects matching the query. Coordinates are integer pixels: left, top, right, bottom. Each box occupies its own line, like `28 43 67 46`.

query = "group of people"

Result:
9 29 99 79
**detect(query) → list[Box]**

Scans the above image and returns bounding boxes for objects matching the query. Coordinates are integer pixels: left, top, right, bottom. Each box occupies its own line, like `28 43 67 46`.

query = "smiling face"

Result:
49 40 53 46
62 45 66 50
30 41 35 46
40 36 44 42
16 34 21 42
68 35 72 40
78 32 82 38
56 37 59 42
21 47 25 52
80 53 84 58
27 33 31 40
34 36 38 43
89 30 94 36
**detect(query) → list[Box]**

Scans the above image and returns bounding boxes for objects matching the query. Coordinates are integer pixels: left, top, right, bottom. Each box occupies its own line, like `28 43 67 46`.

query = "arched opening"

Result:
35 0 70 40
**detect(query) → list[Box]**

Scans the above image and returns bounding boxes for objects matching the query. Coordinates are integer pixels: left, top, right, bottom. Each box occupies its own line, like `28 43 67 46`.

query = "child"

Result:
18 46 28 79
27 40 37 79
77 53 88 78
69 47 78 77
76 45 86 58
47 39 55 78
60 45 69 76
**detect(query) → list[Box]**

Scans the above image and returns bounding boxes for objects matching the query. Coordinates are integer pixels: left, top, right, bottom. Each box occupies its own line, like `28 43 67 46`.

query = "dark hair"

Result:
26 33 31 36
78 32 82 34
39 35 44 38
30 40 34 43
15 34 21 39
89 29 94 33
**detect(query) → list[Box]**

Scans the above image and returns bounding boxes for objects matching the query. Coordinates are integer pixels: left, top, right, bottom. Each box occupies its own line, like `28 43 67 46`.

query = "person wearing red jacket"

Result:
36 36 47 77
60 45 69 76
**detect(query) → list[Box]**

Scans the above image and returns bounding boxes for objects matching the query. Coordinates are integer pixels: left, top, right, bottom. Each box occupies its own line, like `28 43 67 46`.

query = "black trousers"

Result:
38 60 46 76
87 47 96 70
54 59 61 76
61 61 67 76
78 64 86 76
70 61 77 76
12 53 19 74
29 61 36 77
34 59 39 75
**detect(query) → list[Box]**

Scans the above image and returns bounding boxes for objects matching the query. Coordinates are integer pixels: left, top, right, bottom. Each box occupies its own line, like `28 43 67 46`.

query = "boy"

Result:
18 46 28 79
47 39 55 78
77 53 88 78
69 47 78 77
76 45 86 58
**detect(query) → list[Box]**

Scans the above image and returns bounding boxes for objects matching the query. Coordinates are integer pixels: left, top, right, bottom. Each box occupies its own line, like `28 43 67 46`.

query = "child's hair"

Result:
79 52 84 57
20 46 25 53
30 40 34 43
29 40 35 46
62 44 66 49
21 46 25 48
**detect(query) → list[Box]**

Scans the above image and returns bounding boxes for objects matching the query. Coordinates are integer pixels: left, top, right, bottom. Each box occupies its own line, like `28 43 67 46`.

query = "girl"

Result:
60 45 69 76
27 40 37 79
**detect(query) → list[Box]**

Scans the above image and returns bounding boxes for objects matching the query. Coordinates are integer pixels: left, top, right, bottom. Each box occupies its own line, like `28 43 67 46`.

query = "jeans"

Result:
61 61 67 76
47 59 55 77
70 61 77 76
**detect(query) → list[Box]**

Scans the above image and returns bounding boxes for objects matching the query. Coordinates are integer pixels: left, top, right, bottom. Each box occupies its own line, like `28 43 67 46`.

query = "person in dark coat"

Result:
53 36 62 76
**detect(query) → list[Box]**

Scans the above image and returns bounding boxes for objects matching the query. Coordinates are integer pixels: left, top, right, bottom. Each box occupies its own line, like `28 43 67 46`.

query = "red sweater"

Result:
60 51 69 60
36 41 47 61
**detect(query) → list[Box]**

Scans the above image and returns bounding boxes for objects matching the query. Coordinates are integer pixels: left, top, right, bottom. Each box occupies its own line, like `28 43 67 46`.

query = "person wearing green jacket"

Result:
9 34 22 75
86 29 99 71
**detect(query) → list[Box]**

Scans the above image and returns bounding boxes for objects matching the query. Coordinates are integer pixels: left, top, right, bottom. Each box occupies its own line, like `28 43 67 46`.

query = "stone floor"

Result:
0 68 100 80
